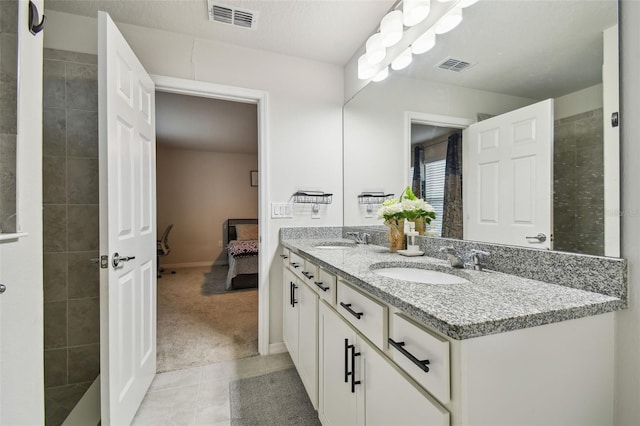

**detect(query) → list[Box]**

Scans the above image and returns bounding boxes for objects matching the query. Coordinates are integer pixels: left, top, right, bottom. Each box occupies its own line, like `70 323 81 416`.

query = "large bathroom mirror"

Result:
343 0 619 257
0 0 18 234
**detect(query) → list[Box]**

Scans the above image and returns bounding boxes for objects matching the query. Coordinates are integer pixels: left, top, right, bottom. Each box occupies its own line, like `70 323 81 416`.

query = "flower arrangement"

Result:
376 187 436 223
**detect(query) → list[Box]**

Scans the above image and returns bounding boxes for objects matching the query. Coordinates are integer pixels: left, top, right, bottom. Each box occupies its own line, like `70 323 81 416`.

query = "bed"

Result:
226 218 259 290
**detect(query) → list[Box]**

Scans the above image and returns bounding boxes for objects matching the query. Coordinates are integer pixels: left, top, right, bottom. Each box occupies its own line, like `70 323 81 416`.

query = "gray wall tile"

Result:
0 0 18 34
68 251 99 299
67 158 98 204
43 205 67 252
67 205 99 251
43 60 66 109
43 156 67 204
44 301 67 349
0 71 17 134
44 349 67 387
0 133 17 232
67 109 98 158
44 252 68 302
44 48 98 65
43 107 66 156
68 298 99 346
66 63 97 112
68 344 100 383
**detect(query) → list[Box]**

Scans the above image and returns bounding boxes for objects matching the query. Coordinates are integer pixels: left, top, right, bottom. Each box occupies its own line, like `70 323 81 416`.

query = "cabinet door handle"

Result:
350 344 361 393
344 339 350 383
388 338 430 372
314 281 329 292
340 302 363 320
292 282 298 306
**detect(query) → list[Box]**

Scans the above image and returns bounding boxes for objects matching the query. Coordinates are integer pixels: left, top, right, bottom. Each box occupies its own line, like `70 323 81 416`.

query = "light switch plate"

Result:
271 202 293 218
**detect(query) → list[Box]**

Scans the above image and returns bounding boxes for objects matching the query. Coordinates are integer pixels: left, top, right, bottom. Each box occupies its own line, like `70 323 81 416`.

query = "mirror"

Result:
0 0 18 234
343 0 619 257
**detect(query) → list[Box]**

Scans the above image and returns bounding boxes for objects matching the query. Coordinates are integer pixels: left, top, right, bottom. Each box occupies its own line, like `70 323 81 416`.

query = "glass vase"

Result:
385 218 405 252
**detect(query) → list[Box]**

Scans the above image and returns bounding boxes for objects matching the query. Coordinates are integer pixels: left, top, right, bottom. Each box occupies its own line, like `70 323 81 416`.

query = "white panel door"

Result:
464 99 553 249
98 12 156 426
283 268 299 363
298 282 318 408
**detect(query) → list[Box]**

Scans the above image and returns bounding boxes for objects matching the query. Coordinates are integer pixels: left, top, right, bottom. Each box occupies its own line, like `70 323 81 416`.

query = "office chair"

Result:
157 224 176 278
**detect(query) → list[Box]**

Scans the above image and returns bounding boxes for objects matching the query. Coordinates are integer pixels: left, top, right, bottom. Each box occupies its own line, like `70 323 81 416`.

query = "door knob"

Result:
0 284 6 294
525 233 547 243
112 252 136 268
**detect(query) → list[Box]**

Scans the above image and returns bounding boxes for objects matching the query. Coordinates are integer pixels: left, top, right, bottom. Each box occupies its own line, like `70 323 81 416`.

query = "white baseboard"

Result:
62 376 100 426
161 260 226 268
269 342 287 354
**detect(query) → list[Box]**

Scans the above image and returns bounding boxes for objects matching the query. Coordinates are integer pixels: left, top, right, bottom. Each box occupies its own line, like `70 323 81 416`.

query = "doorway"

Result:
154 90 260 372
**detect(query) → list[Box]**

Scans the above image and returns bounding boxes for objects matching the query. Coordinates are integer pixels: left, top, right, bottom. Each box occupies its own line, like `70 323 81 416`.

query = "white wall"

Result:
616 2 640 424
343 75 534 225
156 145 258 266
554 84 603 120
0 0 44 424
44 10 344 345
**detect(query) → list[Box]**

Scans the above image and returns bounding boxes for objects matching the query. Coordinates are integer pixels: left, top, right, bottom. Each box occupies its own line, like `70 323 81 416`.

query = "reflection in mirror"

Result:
0 0 18 234
343 0 619 257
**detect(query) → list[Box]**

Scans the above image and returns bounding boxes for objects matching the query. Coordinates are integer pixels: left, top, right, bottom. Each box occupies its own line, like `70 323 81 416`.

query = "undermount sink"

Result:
372 266 470 285
313 241 357 250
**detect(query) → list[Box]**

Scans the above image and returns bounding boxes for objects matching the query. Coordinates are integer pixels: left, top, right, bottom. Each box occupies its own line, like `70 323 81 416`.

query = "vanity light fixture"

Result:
358 54 376 79
434 7 463 34
403 0 431 27
365 33 386 64
391 47 413 70
380 10 404 47
411 30 436 54
357 0 479 81
372 66 389 82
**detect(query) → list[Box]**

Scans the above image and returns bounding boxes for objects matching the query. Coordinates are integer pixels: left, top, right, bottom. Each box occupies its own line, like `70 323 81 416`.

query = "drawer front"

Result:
336 280 387 349
280 247 290 266
301 260 319 288
289 252 306 279
314 268 336 305
389 313 450 404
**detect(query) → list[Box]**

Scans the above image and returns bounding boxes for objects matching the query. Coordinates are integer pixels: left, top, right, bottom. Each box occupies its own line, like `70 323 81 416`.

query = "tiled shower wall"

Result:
553 108 604 255
42 49 100 426
0 0 17 233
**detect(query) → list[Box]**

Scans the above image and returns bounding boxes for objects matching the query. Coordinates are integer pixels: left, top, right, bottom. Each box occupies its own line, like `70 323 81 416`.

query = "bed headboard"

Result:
226 218 258 243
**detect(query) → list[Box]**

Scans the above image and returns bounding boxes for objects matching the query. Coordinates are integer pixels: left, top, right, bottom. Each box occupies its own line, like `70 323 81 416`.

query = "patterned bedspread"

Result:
227 240 259 258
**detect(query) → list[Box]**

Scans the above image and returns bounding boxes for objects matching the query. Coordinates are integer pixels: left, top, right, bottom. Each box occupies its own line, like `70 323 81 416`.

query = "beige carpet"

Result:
157 266 259 373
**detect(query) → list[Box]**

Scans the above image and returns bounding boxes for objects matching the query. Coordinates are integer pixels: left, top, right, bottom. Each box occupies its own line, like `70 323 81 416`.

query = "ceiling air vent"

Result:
436 57 474 72
207 1 257 30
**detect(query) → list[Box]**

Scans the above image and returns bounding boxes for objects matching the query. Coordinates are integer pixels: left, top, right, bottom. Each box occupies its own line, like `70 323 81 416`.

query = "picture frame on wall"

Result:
250 170 258 187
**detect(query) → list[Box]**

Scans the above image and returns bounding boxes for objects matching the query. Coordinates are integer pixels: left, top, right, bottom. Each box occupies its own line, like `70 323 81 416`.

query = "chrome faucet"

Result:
346 231 371 245
439 246 464 268
470 249 490 271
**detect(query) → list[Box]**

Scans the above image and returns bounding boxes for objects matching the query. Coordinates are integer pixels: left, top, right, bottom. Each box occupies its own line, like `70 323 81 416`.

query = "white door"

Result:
464 99 553 249
98 12 157 425
283 268 299 363
297 282 318 408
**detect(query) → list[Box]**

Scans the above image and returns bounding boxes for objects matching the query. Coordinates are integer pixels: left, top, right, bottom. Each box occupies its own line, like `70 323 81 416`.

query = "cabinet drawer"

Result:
337 280 387 349
389 313 450 404
280 247 290 266
314 268 336 305
289 252 305 279
300 259 319 287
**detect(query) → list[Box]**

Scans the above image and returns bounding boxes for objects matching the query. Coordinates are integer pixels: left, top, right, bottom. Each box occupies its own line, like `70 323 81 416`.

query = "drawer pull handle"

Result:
388 338 430 372
340 302 363 320
314 281 329 292
291 262 300 269
280 254 288 259
301 271 314 280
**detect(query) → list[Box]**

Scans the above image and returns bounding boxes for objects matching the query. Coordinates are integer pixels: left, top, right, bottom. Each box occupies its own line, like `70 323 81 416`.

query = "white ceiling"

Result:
156 92 258 153
44 0 396 65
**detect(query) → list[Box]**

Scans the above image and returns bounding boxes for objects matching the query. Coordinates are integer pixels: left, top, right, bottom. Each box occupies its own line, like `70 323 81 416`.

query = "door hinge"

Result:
100 255 108 269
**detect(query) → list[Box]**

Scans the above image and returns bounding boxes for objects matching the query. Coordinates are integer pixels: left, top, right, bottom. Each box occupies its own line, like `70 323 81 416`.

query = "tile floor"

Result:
131 352 293 426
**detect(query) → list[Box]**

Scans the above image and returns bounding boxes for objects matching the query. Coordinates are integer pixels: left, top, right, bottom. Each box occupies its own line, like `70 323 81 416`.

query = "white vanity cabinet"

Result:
318 301 450 426
283 261 318 408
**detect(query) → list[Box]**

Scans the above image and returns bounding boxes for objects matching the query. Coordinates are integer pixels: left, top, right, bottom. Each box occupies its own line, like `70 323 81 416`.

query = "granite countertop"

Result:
281 238 625 340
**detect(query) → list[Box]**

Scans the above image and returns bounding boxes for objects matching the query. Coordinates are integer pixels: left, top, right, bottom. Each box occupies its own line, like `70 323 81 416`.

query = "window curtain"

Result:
412 145 424 199
442 132 463 238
